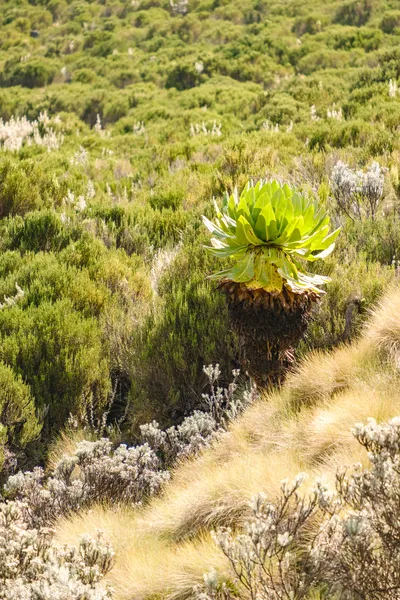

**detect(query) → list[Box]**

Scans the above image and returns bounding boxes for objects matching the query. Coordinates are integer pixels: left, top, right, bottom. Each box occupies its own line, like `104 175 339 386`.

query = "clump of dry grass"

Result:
56 286 400 600
47 427 88 472
57 506 230 600
364 284 400 364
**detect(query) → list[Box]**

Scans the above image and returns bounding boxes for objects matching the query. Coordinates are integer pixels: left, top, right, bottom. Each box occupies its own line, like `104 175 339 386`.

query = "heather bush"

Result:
0 300 110 434
334 0 373 27
299 252 394 352
128 245 238 427
1 58 58 88
2 210 81 253
0 159 70 218
0 362 41 473
380 10 400 34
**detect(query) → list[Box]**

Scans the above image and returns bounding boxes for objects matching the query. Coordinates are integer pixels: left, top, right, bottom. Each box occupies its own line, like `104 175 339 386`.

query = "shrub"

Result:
102 97 129 123
4 366 252 525
116 206 193 254
128 244 238 427
166 63 205 90
5 439 170 526
334 0 373 27
0 300 110 434
149 182 186 210
292 14 323 37
0 362 40 472
1 58 58 88
0 252 109 318
380 10 400 34
2 211 81 253
0 160 70 218
0 501 114 600
330 160 386 220
202 416 400 599
299 253 394 353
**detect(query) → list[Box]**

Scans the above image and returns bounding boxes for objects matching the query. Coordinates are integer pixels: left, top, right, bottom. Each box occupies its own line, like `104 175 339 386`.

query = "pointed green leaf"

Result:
254 204 276 241
237 215 264 246
230 253 255 282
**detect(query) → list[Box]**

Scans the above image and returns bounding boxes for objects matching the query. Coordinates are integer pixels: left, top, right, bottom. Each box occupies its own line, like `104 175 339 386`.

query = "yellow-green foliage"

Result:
56 286 400 600
203 179 339 293
0 362 40 470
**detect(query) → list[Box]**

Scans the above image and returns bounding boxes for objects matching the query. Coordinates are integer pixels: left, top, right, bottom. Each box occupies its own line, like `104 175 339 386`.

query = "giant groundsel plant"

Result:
203 180 340 385
203 179 340 294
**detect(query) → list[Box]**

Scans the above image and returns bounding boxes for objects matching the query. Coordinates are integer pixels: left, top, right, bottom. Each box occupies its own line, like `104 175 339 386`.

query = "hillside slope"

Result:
2 0 400 597
56 285 400 599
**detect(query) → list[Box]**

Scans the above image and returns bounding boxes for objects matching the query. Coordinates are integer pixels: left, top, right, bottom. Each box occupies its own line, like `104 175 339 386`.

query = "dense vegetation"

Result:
1 0 400 469
2 0 400 597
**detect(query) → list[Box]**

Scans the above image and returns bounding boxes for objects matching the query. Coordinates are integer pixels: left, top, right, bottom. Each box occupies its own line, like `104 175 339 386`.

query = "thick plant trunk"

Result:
219 280 319 387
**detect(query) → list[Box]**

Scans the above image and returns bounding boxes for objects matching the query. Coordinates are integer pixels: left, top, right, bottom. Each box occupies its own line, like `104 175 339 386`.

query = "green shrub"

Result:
334 0 373 27
344 214 400 265
3 211 81 253
0 252 109 318
328 26 382 52
116 206 193 254
0 300 110 433
102 97 130 123
380 10 400 34
299 252 394 353
0 160 69 218
292 14 323 37
149 182 185 210
0 361 41 470
166 63 204 90
72 68 99 84
128 243 237 427
1 58 58 88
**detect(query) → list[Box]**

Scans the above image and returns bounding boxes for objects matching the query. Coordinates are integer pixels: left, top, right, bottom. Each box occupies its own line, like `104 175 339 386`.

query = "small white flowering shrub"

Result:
0 365 253 596
211 475 321 600
0 501 114 600
3 366 254 526
199 416 400 600
141 364 248 466
331 161 387 220
190 121 222 137
170 0 189 15
0 112 64 153
5 439 170 527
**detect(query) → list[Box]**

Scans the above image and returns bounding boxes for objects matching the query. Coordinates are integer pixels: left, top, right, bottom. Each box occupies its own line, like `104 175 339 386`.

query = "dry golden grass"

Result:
364 283 400 362
57 505 231 600
47 428 88 471
56 285 400 600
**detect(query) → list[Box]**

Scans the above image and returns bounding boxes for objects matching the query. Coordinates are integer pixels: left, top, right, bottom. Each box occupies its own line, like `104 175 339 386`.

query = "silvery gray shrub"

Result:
331 161 386 220
4 439 170 527
1 365 253 598
0 500 113 600
199 416 400 599
3 366 254 527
